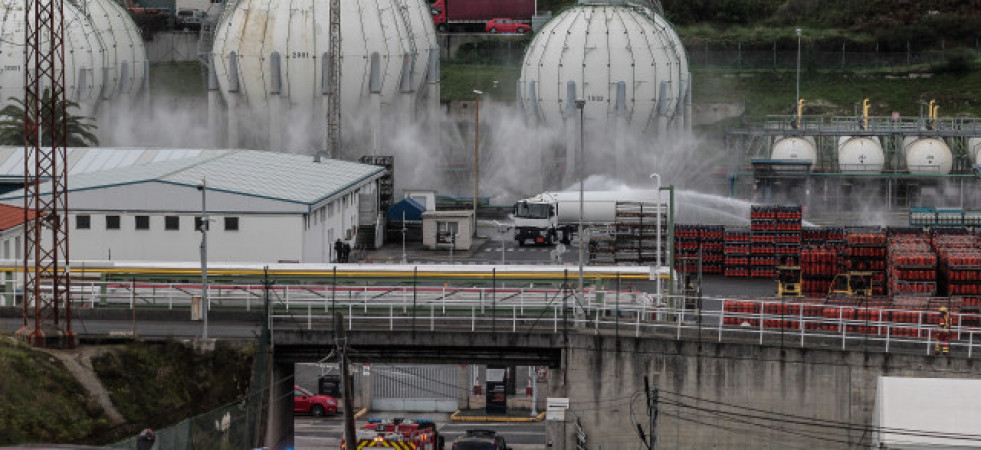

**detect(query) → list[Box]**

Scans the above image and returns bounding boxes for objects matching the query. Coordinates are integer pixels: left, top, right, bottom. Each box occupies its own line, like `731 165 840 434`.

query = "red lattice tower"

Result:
17 0 74 348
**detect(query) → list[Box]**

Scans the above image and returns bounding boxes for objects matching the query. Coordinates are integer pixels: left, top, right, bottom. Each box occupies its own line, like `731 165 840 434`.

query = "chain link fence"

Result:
690 42 977 71
107 338 270 450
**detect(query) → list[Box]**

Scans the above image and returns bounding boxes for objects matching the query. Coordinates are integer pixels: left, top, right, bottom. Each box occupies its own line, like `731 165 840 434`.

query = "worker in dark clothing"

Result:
334 239 344 263
137 428 155 450
342 241 352 263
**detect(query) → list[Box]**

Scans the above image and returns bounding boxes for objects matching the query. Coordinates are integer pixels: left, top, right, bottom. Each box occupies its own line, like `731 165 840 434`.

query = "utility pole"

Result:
336 311 357 450
198 178 209 340
645 376 658 450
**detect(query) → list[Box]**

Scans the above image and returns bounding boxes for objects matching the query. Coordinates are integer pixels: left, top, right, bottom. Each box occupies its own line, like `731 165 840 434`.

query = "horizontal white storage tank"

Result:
968 138 981 165
837 136 884 174
519 2 689 135
904 137 953 175
770 137 816 167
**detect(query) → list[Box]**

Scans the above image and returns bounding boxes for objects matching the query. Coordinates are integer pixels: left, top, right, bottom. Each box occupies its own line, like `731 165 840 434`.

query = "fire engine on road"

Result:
341 418 442 450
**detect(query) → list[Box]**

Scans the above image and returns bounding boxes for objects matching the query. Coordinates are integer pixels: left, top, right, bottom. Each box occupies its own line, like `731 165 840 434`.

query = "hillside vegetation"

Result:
536 0 981 49
0 336 254 446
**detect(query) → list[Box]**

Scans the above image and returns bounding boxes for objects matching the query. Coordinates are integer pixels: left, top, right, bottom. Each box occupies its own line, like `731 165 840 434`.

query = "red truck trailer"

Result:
430 0 536 32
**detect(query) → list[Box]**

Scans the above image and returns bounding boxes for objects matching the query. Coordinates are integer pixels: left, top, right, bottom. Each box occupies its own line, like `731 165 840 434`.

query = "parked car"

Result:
175 8 207 31
451 429 510 450
293 385 338 417
484 18 529 34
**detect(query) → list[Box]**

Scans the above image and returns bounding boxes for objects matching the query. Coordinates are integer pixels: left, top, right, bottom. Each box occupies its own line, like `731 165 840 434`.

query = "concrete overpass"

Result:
265 316 981 449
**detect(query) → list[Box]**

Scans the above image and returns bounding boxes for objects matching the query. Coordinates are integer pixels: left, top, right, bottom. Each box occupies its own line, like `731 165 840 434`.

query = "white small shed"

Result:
422 210 473 250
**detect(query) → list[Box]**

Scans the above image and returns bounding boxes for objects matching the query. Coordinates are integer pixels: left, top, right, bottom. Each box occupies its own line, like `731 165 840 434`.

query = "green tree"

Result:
0 89 99 147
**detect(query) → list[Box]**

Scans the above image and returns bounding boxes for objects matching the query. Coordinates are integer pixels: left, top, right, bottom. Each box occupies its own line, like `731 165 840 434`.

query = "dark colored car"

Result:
485 18 529 34
451 429 510 450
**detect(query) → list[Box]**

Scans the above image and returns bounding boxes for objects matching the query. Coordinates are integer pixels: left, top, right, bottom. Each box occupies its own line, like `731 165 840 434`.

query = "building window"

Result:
76 215 91 229
2 240 8 259
135 215 150 230
224 217 239 231
436 221 459 244
165 216 180 231
106 215 120 230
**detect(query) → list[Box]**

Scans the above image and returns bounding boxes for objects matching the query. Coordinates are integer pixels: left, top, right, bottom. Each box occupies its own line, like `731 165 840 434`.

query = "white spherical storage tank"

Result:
0 0 111 115
211 0 437 153
770 137 817 167
518 2 690 135
837 137 884 173
904 138 953 175
81 0 147 98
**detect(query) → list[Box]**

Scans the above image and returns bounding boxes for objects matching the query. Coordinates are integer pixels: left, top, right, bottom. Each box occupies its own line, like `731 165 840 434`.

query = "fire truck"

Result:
341 418 441 450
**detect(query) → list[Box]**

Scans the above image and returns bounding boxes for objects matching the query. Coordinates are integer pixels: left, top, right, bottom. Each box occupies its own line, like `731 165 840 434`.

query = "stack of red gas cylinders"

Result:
887 234 937 297
932 231 981 296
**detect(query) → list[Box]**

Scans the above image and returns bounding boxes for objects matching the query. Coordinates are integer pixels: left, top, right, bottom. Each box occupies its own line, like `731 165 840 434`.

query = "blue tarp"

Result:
386 198 425 222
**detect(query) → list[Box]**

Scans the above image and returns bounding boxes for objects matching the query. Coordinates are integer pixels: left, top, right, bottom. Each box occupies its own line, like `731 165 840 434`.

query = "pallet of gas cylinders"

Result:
931 228 981 296
673 224 724 275
887 228 937 297
721 296 969 337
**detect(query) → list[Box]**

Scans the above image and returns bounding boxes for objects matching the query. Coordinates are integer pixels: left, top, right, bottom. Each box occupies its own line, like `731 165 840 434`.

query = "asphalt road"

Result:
295 414 546 450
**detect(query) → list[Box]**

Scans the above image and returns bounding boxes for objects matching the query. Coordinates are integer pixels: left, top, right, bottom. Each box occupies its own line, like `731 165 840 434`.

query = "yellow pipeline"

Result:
862 98 870 130
796 98 806 126
928 99 936 120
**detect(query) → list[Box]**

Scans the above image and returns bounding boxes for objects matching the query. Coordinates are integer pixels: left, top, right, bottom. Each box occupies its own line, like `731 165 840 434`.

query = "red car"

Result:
293 385 338 417
485 18 530 34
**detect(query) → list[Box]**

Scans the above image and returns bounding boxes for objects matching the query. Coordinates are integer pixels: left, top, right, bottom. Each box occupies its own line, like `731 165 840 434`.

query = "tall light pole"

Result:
650 173 662 301
575 98 586 305
796 28 802 108
198 178 209 339
473 90 483 237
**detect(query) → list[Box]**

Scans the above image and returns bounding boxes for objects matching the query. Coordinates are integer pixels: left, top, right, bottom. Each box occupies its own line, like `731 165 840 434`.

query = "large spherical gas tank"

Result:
0 0 106 114
211 0 435 118
519 3 688 134
904 138 953 175
80 0 147 97
968 138 981 165
837 136 884 173
770 137 816 166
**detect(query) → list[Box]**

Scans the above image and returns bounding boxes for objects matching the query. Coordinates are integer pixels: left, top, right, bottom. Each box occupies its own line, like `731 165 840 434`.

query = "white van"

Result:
175 8 207 31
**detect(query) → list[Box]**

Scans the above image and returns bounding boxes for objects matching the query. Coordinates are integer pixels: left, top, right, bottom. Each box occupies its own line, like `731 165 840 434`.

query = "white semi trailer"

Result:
512 190 661 246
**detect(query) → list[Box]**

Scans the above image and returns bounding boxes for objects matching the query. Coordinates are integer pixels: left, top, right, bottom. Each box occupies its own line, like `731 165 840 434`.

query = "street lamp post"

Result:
796 28 802 107
198 178 209 340
473 90 483 237
650 173 662 301
401 211 407 264
575 98 586 306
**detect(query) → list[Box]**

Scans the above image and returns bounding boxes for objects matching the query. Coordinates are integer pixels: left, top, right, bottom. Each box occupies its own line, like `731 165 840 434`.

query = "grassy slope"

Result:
694 69 981 117
0 336 253 446
92 340 254 438
0 338 111 445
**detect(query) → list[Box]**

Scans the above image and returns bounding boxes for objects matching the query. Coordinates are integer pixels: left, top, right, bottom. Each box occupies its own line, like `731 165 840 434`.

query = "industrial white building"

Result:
0 147 386 263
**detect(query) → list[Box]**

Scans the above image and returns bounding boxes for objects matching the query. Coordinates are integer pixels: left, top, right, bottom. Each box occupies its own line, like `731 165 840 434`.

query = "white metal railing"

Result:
5 280 979 358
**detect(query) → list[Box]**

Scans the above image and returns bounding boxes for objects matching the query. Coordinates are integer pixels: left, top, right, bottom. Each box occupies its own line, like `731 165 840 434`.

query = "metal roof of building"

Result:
0 147 385 206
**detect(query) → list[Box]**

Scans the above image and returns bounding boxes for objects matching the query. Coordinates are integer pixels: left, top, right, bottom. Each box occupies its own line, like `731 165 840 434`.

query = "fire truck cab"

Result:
343 418 440 450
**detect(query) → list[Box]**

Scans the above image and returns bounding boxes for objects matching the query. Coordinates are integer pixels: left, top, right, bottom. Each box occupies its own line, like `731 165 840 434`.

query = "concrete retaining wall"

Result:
549 335 981 449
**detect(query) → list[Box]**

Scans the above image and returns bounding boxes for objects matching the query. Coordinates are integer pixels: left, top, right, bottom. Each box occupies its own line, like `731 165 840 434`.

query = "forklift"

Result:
776 264 803 297
828 271 874 298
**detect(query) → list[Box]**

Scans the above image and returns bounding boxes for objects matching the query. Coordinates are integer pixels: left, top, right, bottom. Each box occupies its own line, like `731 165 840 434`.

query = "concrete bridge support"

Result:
266 361 296 450
550 335 981 449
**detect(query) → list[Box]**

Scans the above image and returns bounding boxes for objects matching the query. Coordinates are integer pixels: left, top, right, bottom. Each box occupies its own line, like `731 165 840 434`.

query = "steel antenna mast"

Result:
18 0 74 348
